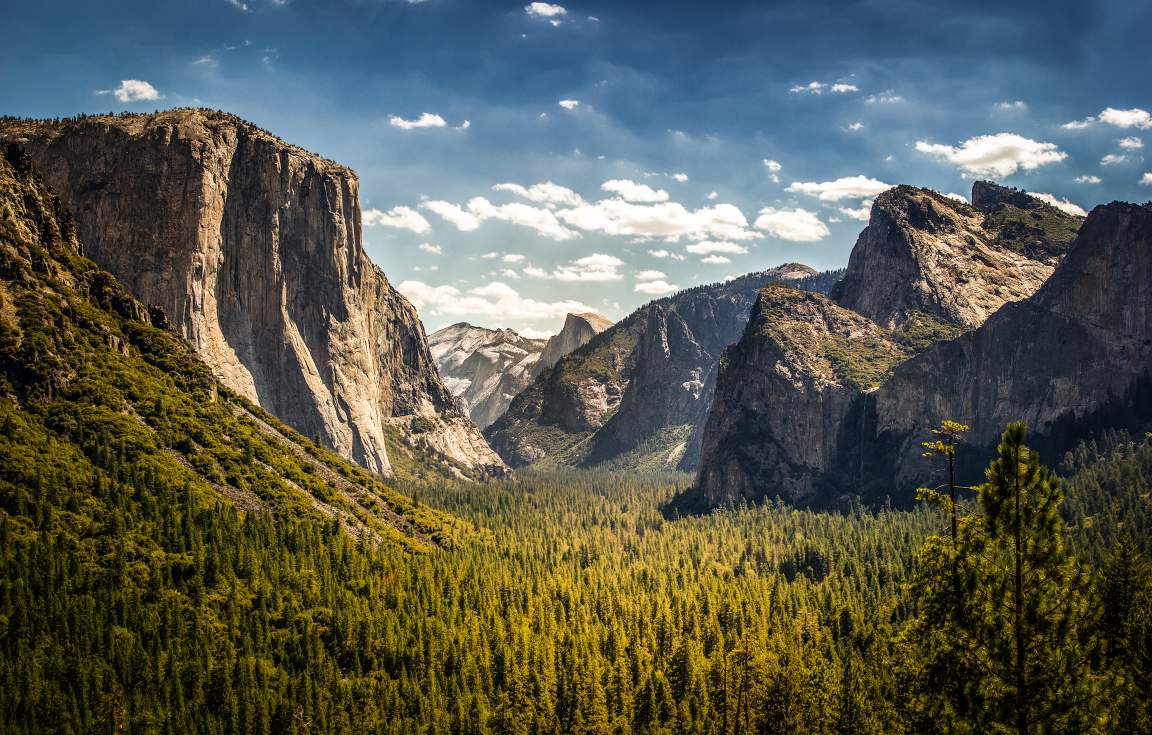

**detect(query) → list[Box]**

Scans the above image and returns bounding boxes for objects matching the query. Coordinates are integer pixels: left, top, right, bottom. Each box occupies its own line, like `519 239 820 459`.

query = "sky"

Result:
2 0 1150 338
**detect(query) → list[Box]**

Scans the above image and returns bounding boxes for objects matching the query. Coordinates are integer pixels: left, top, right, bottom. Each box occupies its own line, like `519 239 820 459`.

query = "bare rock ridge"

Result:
678 184 1152 512
829 184 1079 330
484 264 835 470
0 109 506 478
429 323 547 429
531 312 614 379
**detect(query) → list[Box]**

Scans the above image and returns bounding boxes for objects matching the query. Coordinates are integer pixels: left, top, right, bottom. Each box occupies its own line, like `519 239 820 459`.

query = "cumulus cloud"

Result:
558 99 580 110
1075 175 1102 184
363 206 432 233
706 191 719 200
672 173 689 182
1141 173 1152 186
635 280 680 296
1101 154 1128 166
995 100 1028 111
753 208 830 242
525 2 566 18
685 241 748 256
648 249 686 260
634 269 666 281
399 280 591 322
423 197 578 239
838 200 874 221
700 254 731 264
493 181 585 207
1118 137 1144 150
558 199 757 241
915 133 1067 177
762 159 782 172
526 254 625 282
1028 193 1087 217
830 83 858 93
786 175 891 202
97 79 162 102
389 112 449 130
601 179 669 203
846 122 865 131
1063 107 1152 131
944 192 969 203
418 242 442 255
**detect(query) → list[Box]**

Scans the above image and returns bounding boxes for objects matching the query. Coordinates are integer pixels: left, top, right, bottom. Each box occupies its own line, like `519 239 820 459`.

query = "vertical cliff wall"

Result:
0 109 505 477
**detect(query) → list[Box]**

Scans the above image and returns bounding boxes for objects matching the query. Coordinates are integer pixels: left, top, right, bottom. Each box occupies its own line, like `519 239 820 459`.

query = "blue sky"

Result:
2 0 1150 337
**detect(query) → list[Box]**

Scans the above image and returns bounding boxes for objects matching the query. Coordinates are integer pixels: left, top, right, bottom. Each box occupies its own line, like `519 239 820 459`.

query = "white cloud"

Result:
995 100 1028 111
1141 173 1152 186
846 121 865 131
706 191 719 200
225 0 250 11
495 268 521 279
634 269 666 281
785 175 891 202
685 240 748 256
98 79 162 103
363 206 432 233
944 192 969 203
1075 175 1102 184
493 181 585 207
601 179 669 203
418 242 442 255
388 112 448 130
547 254 625 282
1118 136 1144 150
1063 107 1152 131
789 81 857 95
672 173 689 182
423 197 578 239
558 99 580 110
648 249 686 261
1098 108 1152 130
753 208 830 242
789 81 826 94
502 253 526 263
526 2 566 18
558 199 757 241
422 201 481 231
1028 193 1087 217
700 254 731 264
399 280 592 322
865 91 903 104
413 265 439 273
915 133 1067 177
762 159 782 173
838 200 873 221
1101 154 1128 166
634 280 680 296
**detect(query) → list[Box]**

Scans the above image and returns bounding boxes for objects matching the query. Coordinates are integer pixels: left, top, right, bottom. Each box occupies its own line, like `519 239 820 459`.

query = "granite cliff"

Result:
0 109 506 478
531 312 614 379
484 265 837 470
678 182 1099 511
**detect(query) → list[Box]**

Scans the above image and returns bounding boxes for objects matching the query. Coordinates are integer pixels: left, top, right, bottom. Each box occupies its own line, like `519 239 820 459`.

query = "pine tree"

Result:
1098 537 1152 734
910 422 1106 734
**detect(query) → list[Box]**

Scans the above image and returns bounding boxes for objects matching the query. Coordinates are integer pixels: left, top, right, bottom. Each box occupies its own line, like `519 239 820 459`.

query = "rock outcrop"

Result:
830 184 1080 329
685 286 908 509
531 312 613 379
429 323 548 429
484 265 832 470
0 109 506 478
680 191 1148 511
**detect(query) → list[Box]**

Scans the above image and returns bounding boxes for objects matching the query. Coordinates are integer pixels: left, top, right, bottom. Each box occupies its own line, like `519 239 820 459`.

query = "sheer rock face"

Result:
685 286 906 509
830 184 1079 329
681 199 1149 510
868 201 1152 494
531 312 613 380
429 323 548 430
484 265 824 470
0 109 506 477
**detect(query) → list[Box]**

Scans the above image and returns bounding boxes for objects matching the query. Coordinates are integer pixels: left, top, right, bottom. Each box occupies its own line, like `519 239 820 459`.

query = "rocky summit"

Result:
0 109 506 478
